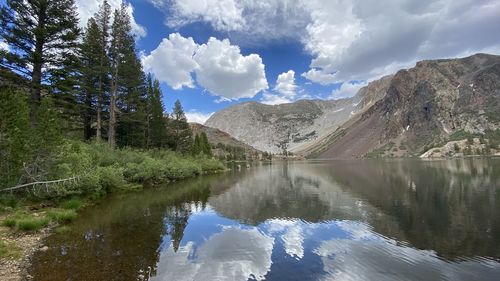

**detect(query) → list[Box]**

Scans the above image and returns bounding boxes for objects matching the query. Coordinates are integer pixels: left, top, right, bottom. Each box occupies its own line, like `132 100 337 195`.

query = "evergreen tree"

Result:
0 88 31 187
109 4 146 148
200 132 212 156
0 0 80 117
147 75 167 148
192 134 202 155
79 18 102 140
169 100 192 153
94 0 111 141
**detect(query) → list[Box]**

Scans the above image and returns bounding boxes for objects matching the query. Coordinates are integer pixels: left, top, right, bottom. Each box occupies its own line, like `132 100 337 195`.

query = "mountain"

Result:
313 53 500 158
205 76 390 154
206 53 500 158
190 123 264 160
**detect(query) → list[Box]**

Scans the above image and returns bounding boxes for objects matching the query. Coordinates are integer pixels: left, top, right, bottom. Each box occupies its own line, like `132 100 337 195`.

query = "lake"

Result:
29 159 500 281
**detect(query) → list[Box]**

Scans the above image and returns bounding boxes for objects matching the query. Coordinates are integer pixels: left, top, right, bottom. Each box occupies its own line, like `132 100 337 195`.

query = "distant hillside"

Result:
206 53 500 158
190 123 265 160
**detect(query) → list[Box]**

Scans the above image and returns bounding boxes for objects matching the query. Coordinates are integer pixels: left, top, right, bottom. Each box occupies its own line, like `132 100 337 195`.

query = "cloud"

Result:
314 220 500 281
260 70 301 105
274 70 297 97
153 0 500 84
331 81 368 99
260 92 293 105
142 33 198 90
185 111 214 124
151 227 274 281
142 34 269 101
150 0 310 45
194 38 269 100
75 0 147 38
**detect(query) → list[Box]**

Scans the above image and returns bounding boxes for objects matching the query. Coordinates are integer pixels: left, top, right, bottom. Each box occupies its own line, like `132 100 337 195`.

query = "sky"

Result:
3 0 500 124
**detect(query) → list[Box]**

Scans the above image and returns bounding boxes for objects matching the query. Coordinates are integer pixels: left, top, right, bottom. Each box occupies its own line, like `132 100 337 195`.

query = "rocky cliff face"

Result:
205 76 391 153
206 53 500 158
315 53 500 158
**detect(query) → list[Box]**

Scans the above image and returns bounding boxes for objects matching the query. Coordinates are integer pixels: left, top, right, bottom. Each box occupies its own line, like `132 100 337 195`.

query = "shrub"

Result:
16 217 50 231
98 165 126 192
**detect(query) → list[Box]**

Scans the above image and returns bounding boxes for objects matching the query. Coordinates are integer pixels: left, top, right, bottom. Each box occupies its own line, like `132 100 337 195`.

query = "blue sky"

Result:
2 0 500 123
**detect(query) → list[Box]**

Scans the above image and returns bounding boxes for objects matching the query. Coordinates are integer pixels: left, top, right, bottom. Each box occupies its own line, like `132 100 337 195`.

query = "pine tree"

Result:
147 75 167 148
0 0 80 117
200 132 212 156
109 4 146 148
192 134 202 155
79 18 102 140
94 0 111 141
169 100 193 153
0 87 31 187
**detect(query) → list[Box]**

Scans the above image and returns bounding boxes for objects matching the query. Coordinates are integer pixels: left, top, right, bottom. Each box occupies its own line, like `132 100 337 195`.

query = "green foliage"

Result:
16 217 50 231
0 194 19 209
0 0 81 106
47 210 77 224
147 76 168 148
2 218 17 228
169 100 193 153
60 199 82 210
453 143 460 152
0 88 31 187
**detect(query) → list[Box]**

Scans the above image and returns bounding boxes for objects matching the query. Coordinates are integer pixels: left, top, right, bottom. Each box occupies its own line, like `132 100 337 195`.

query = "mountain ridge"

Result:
206 53 500 158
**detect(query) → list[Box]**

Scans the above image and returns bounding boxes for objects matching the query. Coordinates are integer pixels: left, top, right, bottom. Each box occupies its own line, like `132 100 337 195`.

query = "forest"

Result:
0 0 223 198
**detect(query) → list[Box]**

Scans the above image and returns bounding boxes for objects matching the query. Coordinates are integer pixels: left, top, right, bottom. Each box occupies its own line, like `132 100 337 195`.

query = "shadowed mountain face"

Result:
206 54 500 158
29 160 500 281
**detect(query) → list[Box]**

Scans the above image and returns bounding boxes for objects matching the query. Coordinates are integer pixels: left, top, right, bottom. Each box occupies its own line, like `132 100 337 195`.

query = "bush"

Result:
16 217 50 231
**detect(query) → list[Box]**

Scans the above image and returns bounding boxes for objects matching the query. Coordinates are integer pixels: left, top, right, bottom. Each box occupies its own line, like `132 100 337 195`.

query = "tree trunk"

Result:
83 90 92 140
108 75 117 148
30 3 47 125
96 77 103 141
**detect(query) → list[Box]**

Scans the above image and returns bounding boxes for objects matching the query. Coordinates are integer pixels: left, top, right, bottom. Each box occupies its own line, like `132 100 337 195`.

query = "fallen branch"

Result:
1 176 79 192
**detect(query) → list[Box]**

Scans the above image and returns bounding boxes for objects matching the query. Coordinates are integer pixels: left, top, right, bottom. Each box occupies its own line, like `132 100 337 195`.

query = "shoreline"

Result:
0 168 228 281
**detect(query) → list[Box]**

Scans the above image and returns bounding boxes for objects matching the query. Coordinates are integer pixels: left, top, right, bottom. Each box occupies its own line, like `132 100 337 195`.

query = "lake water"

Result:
29 159 500 281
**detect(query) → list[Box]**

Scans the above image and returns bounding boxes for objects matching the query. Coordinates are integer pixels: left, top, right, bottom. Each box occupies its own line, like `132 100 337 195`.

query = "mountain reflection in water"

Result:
30 159 500 281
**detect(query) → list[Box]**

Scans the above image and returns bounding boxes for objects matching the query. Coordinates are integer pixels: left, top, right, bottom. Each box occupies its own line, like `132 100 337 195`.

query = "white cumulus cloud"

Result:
76 0 146 38
274 70 297 97
142 33 198 90
142 34 269 101
151 0 500 85
185 111 214 125
331 81 368 99
194 38 269 101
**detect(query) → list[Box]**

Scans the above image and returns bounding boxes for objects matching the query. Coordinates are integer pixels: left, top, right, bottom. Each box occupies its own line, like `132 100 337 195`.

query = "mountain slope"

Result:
314 53 500 158
205 76 391 153
206 53 500 158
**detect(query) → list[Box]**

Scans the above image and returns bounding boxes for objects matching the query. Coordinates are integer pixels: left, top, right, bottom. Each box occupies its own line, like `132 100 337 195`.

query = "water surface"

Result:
30 159 500 280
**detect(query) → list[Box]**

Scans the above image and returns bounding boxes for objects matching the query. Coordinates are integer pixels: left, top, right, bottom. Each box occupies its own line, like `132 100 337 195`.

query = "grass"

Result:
16 217 50 231
2 207 78 232
47 210 77 224
60 199 82 210
0 239 21 259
